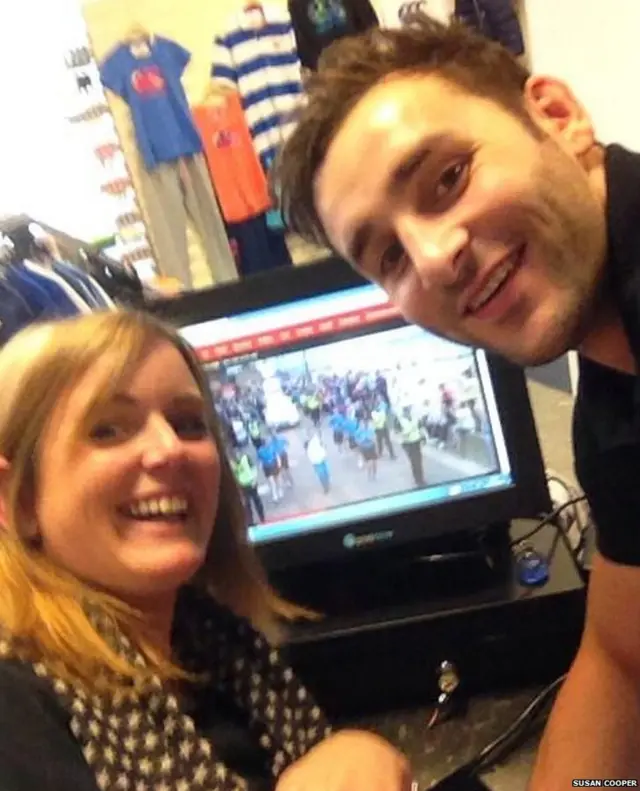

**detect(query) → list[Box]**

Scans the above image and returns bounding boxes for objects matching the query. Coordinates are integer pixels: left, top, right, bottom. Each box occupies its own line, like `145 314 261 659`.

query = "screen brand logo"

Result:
343 530 394 550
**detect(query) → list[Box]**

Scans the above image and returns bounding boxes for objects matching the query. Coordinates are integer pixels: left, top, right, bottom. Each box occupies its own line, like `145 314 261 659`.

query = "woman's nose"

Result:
141 417 186 468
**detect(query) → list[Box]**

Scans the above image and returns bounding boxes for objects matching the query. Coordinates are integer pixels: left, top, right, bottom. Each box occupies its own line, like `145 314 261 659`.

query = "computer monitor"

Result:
151 257 550 571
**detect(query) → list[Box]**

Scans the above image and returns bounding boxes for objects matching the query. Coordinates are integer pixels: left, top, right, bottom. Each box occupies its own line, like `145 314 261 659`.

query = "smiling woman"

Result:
0 310 411 791
0 311 302 675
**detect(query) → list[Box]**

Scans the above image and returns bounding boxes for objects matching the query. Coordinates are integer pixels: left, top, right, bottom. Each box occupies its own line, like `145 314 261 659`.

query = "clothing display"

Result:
80 249 146 309
375 0 453 28
574 145 640 567
0 587 332 790
137 154 238 288
0 256 114 347
212 5 305 169
99 35 203 171
455 0 524 55
192 93 272 224
288 0 379 70
51 260 114 309
226 212 293 277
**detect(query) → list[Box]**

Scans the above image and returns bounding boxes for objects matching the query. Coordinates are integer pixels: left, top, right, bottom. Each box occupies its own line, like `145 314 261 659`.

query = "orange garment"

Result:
192 93 272 223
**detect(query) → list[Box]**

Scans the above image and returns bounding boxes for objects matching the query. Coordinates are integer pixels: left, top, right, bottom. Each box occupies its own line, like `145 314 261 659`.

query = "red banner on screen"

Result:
194 302 401 363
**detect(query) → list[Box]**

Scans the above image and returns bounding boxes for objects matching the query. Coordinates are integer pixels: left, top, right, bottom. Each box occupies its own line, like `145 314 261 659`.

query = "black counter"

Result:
287 521 586 789
355 687 541 790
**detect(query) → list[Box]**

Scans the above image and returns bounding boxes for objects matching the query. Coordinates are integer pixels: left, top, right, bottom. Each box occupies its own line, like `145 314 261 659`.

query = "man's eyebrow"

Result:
345 142 433 266
387 141 432 197
346 222 373 268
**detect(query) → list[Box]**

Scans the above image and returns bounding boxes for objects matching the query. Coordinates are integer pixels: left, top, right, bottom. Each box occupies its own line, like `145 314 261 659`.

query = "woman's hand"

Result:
276 729 413 791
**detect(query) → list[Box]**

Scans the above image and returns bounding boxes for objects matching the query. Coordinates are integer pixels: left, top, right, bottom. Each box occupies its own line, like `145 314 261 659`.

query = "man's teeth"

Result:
469 258 517 312
127 497 188 518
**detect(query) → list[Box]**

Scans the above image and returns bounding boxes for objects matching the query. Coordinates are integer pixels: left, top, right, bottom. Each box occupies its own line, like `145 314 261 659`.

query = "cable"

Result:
509 496 586 548
546 473 582 531
438 673 568 783
470 674 567 772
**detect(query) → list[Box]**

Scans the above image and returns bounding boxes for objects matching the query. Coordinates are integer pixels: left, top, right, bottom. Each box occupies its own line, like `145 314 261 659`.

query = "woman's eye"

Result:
171 415 209 439
89 422 128 443
434 159 469 202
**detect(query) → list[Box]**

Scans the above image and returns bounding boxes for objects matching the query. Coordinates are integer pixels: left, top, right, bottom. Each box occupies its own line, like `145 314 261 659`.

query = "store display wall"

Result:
82 0 301 291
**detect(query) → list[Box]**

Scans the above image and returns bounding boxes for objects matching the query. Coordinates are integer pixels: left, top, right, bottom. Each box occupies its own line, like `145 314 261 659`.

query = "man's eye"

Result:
379 240 406 277
434 159 469 202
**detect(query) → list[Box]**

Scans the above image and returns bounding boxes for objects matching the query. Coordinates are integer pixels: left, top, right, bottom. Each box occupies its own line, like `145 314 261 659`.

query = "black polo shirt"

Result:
574 144 640 566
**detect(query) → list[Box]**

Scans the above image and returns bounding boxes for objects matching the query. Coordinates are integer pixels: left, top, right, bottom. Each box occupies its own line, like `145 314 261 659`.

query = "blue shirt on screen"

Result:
329 413 345 432
258 443 279 468
272 436 288 455
355 426 376 450
99 36 202 170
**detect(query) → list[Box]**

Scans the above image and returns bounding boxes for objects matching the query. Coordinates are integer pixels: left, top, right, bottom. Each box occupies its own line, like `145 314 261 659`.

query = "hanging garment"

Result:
0 275 37 346
192 94 272 224
212 5 304 169
226 212 293 277
455 0 524 55
18 262 93 315
52 261 115 309
137 154 238 289
99 36 203 171
0 261 96 346
374 0 453 28
0 587 333 790
288 0 378 70
81 250 146 308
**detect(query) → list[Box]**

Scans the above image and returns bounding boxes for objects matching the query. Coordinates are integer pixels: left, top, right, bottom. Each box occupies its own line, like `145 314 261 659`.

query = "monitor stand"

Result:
272 521 512 624
275 520 586 718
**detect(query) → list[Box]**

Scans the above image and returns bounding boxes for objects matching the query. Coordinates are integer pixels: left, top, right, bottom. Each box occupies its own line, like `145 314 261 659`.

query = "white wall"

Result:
0 0 119 239
523 0 640 150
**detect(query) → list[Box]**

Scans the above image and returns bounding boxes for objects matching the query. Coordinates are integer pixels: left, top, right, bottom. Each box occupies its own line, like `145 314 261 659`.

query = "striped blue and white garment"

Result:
0 260 114 347
212 4 305 170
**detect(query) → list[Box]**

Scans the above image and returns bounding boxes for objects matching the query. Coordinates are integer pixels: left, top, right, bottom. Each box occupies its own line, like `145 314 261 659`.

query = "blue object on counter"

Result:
515 545 550 587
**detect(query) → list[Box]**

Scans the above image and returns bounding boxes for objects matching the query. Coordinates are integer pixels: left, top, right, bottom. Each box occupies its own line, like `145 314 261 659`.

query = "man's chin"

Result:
500 331 576 368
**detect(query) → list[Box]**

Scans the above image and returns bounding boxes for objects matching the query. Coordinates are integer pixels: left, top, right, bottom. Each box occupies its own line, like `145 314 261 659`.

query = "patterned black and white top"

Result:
0 587 333 791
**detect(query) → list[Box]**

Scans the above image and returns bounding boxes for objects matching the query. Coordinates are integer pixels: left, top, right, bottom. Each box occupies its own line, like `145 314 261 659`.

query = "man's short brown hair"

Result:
275 13 531 251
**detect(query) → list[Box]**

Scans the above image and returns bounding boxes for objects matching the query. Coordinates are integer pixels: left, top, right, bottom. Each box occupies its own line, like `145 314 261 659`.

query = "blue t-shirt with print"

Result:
99 36 202 170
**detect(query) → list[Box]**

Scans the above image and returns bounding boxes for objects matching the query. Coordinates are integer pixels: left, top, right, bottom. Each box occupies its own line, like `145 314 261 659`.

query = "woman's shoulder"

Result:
0 656 54 705
0 659 97 790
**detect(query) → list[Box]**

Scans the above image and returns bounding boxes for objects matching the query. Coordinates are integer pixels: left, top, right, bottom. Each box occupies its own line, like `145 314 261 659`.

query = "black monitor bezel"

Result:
149 257 551 570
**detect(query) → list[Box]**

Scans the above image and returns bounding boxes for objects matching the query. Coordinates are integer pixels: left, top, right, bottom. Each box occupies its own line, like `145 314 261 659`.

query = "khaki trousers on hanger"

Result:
139 154 238 289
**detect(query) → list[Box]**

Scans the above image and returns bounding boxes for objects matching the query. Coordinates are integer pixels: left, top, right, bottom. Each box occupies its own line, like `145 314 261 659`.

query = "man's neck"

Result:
579 311 637 375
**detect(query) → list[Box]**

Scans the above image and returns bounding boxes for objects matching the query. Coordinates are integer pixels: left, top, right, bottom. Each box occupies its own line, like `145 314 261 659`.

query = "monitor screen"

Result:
179 282 514 547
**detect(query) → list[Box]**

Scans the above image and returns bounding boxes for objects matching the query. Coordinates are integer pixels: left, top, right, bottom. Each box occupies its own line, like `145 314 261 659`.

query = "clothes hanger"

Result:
124 22 152 47
201 80 236 106
243 1 266 25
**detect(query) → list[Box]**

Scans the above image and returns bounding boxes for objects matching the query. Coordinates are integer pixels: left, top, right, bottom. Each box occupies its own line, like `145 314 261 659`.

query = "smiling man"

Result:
276 13 640 790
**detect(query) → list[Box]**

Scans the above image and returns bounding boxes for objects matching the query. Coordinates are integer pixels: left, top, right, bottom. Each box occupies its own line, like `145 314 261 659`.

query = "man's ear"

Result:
523 75 597 157
0 457 9 529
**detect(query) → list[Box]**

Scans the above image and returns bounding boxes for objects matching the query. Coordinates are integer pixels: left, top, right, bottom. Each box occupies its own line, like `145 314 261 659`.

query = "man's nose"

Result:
142 416 186 468
396 214 470 289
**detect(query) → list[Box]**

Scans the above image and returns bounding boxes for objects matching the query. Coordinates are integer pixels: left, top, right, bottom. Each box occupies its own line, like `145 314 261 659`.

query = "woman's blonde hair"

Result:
0 310 310 690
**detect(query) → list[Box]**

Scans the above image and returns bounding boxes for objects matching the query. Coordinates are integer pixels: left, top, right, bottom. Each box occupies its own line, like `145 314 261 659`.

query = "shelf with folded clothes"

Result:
63 38 158 283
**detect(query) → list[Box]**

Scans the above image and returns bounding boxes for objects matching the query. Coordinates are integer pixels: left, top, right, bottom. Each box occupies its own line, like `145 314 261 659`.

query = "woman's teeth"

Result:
126 496 188 519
